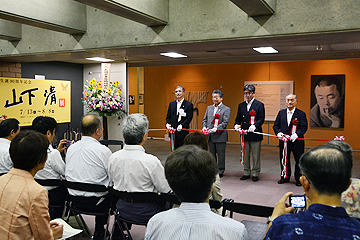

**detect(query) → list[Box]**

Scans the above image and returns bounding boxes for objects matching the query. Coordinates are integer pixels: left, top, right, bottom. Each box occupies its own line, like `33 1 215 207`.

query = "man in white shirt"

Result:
109 113 171 227
0 118 20 174
145 145 249 240
65 114 112 240
32 116 68 219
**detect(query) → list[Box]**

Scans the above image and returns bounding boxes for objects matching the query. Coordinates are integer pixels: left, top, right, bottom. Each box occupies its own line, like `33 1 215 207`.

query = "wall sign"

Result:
0 77 71 126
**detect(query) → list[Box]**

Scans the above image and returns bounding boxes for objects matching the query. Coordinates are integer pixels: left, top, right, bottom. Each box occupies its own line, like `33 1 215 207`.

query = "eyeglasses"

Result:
244 92 254 95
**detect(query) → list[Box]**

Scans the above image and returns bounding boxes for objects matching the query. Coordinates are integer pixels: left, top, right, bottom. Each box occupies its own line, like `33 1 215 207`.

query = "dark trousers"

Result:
174 131 189 149
48 185 68 220
279 141 304 182
70 194 112 231
208 141 226 175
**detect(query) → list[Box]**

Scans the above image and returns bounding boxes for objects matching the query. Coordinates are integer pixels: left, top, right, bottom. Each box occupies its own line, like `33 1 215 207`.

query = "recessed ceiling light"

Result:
253 47 278 54
86 57 115 62
160 52 187 58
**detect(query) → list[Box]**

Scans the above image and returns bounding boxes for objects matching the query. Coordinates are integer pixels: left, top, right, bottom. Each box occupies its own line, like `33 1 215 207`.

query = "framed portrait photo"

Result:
310 74 345 128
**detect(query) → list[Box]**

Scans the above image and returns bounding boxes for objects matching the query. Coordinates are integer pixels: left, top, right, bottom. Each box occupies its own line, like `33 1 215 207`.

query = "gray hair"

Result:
212 89 223 98
122 113 149 145
175 86 185 92
286 93 297 100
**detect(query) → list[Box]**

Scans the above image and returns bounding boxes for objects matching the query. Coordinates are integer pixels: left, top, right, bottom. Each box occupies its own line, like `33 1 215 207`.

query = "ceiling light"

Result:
86 57 115 62
253 47 278 54
160 52 187 58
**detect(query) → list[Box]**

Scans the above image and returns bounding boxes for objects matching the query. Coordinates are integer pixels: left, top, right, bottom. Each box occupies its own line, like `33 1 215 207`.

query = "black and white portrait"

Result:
310 75 345 128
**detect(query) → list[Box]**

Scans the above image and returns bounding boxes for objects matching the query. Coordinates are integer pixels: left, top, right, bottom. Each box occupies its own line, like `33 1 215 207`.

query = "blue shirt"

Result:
145 202 249 240
265 204 360 240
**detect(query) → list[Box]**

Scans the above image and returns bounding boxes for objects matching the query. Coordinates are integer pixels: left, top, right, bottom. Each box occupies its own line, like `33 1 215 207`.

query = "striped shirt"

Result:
145 202 249 240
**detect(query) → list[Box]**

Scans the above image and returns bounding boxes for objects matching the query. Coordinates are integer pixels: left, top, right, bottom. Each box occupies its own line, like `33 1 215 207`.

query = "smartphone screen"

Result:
289 195 306 208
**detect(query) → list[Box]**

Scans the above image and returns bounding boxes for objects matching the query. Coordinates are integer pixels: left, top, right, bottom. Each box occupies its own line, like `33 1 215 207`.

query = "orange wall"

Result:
128 67 138 114
134 59 360 149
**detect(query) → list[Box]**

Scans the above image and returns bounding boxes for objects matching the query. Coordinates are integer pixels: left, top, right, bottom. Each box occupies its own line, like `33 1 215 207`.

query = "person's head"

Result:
243 84 255 102
285 94 297 111
10 131 49 172
165 145 218 203
32 116 57 143
212 90 223 107
184 131 208 150
314 76 343 115
122 113 149 145
299 145 352 196
81 115 102 139
0 118 20 140
175 86 185 101
325 140 353 164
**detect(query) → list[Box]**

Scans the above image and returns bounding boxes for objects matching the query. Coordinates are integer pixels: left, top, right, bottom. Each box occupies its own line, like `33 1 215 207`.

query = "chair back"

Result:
100 140 124 149
35 179 62 187
62 180 108 193
108 187 160 202
221 198 274 218
160 192 222 209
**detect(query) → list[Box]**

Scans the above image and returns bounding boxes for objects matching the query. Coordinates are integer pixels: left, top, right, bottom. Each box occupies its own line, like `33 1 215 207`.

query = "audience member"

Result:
65 114 112 240
0 118 20 174
0 131 63 239
325 140 360 219
145 145 249 240
32 116 68 219
264 145 360 239
108 114 171 224
184 131 223 214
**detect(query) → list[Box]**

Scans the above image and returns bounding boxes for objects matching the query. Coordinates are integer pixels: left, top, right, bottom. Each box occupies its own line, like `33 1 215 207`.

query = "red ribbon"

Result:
202 128 210 135
168 127 176 152
334 136 345 141
213 114 220 127
291 118 299 134
281 134 291 179
249 110 256 124
238 129 248 165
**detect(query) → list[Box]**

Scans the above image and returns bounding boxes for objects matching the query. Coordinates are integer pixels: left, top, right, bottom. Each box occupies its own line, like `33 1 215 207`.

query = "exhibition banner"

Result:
0 77 71 126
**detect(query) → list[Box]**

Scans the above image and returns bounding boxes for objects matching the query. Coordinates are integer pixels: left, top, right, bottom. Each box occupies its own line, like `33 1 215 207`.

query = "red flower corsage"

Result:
215 114 220 119
292 119 299 125
249 110 256 116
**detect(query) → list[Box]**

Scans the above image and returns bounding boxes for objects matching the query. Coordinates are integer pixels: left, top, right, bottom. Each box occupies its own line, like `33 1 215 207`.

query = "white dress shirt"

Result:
145 202 249 240
246 98 255 111
177 98 184 114
65 136 112 197
34 144 65 190
287 107 296 126
108 144 171 193
213 102 222 116
0 138 12 174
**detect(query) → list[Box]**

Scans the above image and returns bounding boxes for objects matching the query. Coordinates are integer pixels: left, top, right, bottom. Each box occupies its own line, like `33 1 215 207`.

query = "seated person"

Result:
325 140 360 219
65 114 112 240
108 114 171 223
265 145 360 239
0 131 63 239
32 116 68 219
145 145 249 240
0 118 20 174
183 131 223 214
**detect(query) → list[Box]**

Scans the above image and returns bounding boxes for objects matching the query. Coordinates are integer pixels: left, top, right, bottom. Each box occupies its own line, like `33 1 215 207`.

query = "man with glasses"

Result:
234 84 265 182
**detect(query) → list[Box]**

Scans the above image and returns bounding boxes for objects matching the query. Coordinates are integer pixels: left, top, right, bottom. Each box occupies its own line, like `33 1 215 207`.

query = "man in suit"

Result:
273 93 308 186
234 84 265 182
166 86 193 149
202 90 231 178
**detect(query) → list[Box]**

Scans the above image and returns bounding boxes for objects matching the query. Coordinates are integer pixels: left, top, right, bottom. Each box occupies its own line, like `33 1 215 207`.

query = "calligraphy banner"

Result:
0 77 71 126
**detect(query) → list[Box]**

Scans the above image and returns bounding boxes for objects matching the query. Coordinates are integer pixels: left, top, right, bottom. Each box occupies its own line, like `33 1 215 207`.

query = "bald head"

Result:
81 115 102 136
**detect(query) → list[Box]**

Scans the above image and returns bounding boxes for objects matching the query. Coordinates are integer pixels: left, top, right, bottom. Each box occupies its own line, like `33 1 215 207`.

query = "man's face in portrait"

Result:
212 93 223 107
314 84 341 115
286 94 297 110
175 87 185 101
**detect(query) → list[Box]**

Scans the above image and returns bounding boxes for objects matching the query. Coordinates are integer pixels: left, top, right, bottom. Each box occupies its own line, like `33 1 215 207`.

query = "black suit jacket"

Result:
273 108 308 148
234 99 265 141
166 99 193 139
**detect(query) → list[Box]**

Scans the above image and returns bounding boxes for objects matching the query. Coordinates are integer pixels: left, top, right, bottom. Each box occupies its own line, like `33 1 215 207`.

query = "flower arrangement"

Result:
83 78 126 118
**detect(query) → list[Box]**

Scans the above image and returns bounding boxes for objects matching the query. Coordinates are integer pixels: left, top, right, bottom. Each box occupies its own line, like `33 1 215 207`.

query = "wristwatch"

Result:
267 216 275 224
